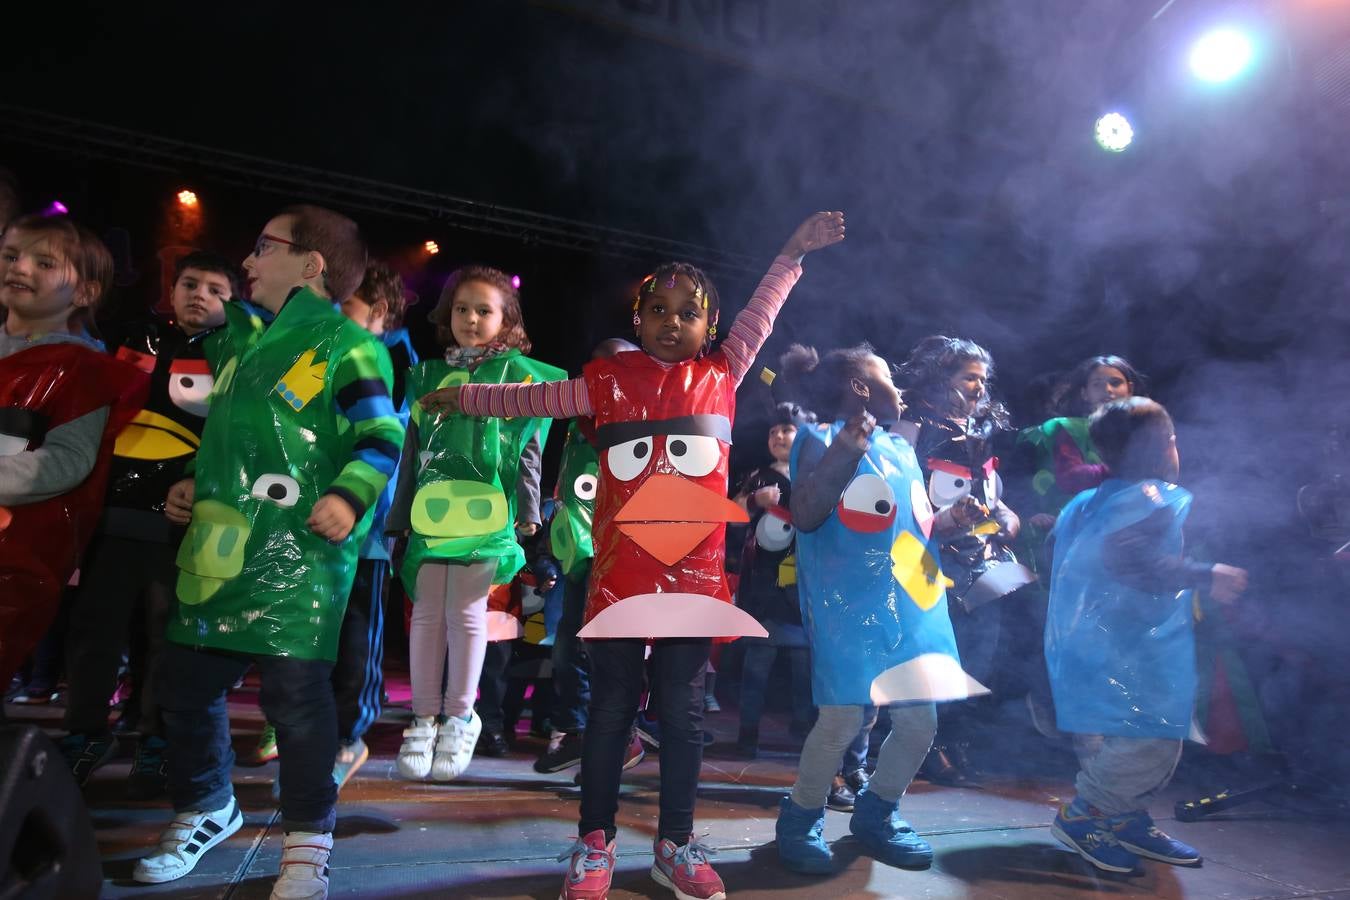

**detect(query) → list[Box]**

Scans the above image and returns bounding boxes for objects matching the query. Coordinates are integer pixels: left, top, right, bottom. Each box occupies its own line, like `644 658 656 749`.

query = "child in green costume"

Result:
388 265 565 783
136 206 404 900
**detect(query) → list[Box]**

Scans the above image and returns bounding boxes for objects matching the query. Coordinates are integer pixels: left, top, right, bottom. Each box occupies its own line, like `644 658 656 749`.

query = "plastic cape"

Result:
401 349 566 590
356 333 415 561
577 349 762 640
1045 478 1197 739
549 420 599 579
106 323 217 516
791 422 985 705
0 340 149 684
167 290 396 661
1016 417 1099 515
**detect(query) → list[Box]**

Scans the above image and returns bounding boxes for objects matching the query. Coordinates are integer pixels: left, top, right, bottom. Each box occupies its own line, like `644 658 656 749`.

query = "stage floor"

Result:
9 680 1349 900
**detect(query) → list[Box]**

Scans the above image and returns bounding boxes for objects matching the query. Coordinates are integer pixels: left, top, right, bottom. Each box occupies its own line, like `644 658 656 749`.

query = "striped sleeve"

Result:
720 255 803 387
325 340 405 519
459 377 593 419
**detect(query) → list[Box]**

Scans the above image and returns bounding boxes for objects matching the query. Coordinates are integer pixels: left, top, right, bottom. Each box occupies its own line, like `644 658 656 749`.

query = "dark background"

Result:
4 0 1348 776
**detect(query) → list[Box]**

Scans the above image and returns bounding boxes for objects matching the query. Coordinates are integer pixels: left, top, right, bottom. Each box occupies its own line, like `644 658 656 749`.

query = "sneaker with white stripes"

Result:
270 830 332 900
397 716 439 780
133 796 243 883
431 709 481 781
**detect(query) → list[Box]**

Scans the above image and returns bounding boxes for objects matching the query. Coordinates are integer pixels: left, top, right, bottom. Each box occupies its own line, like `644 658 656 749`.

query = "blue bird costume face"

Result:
791 422 986 706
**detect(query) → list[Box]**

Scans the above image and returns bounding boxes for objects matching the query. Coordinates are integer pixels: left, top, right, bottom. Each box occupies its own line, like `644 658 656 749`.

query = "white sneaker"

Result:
431 709 481 781
397 716 440 780
269 830 332 900
133 796 243 883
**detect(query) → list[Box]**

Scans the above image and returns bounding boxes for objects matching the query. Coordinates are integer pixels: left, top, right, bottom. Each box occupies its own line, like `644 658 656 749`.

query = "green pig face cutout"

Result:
412 480 510 549
175 472 305 604
550 452 599 576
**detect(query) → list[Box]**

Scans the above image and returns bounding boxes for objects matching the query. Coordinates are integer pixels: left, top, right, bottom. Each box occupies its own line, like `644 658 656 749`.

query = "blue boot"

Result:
848 789 933 868
775 796 833 874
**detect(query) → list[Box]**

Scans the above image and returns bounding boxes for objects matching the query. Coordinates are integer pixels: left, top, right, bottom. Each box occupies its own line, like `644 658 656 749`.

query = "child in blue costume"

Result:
1047 397 1249 874
774 343 984 875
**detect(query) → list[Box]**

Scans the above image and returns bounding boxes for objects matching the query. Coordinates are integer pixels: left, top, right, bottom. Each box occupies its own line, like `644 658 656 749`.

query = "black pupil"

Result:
875 500 891 514
180 376 194 388
779 523 790 533
267 483 288 500
670 439 687 456
954 478 965 488
634 441 649 459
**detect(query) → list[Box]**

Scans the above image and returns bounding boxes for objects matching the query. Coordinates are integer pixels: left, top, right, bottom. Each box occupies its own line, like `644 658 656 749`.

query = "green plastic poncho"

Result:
549 421 599 580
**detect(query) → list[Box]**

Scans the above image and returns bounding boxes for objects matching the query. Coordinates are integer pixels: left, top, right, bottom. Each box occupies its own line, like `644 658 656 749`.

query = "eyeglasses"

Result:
252 233 306 257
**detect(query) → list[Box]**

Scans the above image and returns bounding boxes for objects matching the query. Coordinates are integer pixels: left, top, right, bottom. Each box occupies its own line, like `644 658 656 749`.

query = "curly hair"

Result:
355 260 410 329
894 334 1009 428
1054 354 1147 417
428 264 531 352
634 262 721 354
773 342 878 421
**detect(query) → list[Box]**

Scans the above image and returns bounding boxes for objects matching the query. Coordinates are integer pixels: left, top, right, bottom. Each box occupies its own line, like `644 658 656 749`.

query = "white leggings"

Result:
409 560 495 719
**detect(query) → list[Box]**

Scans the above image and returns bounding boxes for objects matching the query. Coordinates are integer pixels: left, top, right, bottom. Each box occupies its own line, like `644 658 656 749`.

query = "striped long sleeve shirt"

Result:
325 339 404 520
460 255 803 418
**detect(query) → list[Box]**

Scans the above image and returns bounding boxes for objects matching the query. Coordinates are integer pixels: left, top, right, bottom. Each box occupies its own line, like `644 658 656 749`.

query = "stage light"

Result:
424 240 440 255
43 200 69 216
1094 113 1134 152
177 189 199 207
511 275 521 290
1190 28 1254 83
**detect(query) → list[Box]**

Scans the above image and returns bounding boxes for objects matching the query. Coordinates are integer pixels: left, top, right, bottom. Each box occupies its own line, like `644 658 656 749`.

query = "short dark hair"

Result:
355 260 409 328
173 250 244 300
428 264 531 352
279 204 367 302
1056 354 1147 417
775 342 878 420
1089 396 1176 482
3 213 113 337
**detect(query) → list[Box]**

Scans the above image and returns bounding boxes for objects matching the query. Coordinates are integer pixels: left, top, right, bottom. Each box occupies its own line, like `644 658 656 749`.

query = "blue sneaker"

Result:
848 789 932 868
59 732 119 787
1109 810 1201 866
775 796 833 874
1051 799 1139 873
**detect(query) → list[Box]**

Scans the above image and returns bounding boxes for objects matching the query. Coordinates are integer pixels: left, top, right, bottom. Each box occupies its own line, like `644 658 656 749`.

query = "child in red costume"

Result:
423 211 844 900
0 215 148 689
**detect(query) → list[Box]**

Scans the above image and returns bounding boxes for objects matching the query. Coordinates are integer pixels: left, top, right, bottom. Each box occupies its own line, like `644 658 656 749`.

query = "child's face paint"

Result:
171 267 231 335
636 273 709 363
449 280 505 348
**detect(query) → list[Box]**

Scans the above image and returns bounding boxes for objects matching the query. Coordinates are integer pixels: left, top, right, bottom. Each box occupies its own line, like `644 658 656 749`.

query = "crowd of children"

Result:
0 196 1252 900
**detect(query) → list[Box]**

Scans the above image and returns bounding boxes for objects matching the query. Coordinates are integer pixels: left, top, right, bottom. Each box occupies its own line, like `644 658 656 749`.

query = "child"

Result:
772 343 982 874
894 335 1029 786
730 412 814 758
61 250 240 796
1046 396 1248 873
387 264 564 783
425 211 845 900
0 214 148 692
134 205 403 900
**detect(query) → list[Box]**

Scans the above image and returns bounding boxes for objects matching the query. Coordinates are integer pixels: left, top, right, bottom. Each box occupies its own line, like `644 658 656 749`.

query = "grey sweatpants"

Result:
1073 733 1183 816
790 703 937 810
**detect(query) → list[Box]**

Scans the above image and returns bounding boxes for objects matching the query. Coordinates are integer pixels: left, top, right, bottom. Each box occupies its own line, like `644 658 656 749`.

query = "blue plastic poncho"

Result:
791 422 985 706
1046 478 1196 739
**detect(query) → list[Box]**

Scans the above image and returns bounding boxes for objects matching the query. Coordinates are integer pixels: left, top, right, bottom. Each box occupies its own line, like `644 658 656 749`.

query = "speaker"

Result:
0 725 101 900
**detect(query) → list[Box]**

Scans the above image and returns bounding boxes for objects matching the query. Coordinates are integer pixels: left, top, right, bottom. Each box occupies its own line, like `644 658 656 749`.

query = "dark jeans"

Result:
158 642 338 833
843 704 879 773
549 569 591 735
477 639 513 733
332 558 387 744
738 638 812 731
65 534 175 736
579 637 709 844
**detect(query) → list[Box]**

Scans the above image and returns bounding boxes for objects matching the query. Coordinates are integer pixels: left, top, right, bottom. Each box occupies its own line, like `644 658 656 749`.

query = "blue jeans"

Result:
738 638 812 731
158 643 338 833
549 568 591 734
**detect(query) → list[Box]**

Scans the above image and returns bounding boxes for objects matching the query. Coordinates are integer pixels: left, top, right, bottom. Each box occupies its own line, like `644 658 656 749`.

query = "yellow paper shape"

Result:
890 531 950 611
274 349 327 411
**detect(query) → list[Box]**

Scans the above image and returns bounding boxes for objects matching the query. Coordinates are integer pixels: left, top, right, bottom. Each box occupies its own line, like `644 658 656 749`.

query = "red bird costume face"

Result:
577 350 763 640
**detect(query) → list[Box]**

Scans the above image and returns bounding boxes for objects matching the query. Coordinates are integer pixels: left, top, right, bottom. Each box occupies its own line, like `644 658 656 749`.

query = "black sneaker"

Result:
477 729 510 758
734 725 759 759
60 732 120 787
826 775 856 812
534 732 584 773
128 735 169 800
843 767 870 796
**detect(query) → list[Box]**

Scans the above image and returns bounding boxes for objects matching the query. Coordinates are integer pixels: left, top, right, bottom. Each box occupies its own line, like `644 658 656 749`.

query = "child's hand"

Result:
1209 563 1249 604
839 409 875 450
517 522 540 537
752 484 782 510
308 494 357 543
780 211 846 260
949 496 988 528
420 385 463 417
165 478 195 524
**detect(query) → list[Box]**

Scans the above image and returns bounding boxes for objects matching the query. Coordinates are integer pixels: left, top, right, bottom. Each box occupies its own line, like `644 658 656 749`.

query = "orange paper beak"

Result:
614 473 749 566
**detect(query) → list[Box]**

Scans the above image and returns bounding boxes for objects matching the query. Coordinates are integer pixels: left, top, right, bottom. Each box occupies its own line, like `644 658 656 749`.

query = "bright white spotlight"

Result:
1095 113 1134 152
1190 28 1254 83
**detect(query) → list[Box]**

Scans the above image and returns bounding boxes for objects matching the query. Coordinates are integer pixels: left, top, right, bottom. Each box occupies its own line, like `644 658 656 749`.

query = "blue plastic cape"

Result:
1046 478 1196 739
791 422 986 706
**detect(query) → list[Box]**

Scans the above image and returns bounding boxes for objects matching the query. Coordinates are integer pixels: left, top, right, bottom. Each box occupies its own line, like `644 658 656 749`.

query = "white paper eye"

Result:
841 473 896 518
755 510 795 552
665 434 719 478
169 373 214 416
250 473 301 508
606 437 653 482
928 469 972 508
573 473 598 500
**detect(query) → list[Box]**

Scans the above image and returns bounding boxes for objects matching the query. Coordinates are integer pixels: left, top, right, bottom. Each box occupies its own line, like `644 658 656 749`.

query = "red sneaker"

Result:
651 836 725 900
558 830 615 900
